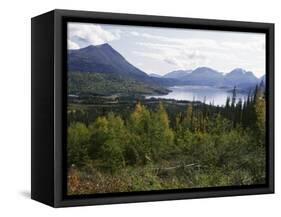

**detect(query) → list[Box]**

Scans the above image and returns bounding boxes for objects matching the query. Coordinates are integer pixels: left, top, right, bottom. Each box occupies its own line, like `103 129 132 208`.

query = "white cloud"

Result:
131 33 225 70
130 31 140 36
133 46 209 70
67 39 79 49
134 32 221 50
221 40 265 52
133 31 265 52
132 35 214 70
133 51 162 60
66 23 265 76
131 31 265 75
68 23 120 49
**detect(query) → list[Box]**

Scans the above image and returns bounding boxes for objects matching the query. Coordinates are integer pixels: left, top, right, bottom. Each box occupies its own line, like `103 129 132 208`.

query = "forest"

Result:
67 86 266 195
68 71 170 96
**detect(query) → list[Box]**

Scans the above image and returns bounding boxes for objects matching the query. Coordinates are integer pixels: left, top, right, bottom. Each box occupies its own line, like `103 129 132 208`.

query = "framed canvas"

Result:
31 9 274 207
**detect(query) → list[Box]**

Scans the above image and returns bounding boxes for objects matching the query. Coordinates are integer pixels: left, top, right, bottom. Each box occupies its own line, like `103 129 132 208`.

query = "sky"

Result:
68 22 266 78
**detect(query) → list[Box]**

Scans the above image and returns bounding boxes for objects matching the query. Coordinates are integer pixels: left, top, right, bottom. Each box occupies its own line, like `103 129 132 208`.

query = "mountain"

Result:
68 44 170 95
164 67 261 89
223 68 259 89
163 70 192 79
68 43 149 81
182 67 224 86
68 44 262 96
149 73 162 78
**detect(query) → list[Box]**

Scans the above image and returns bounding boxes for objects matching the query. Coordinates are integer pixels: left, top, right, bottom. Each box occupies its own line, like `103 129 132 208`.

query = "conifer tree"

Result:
255 90 266 144
150 102 174 160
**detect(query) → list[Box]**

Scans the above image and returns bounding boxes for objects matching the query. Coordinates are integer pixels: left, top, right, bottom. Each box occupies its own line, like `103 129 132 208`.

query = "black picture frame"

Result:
31 9 274 207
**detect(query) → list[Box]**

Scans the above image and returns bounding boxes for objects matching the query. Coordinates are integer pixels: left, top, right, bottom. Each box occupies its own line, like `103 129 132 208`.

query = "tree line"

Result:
67 84 266 193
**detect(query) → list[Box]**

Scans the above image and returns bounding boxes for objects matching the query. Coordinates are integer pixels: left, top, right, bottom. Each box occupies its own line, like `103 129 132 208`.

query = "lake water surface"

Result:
147 85 248 106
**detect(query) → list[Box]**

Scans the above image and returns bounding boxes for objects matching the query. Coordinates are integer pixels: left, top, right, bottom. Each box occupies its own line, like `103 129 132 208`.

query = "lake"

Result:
146 85 248 106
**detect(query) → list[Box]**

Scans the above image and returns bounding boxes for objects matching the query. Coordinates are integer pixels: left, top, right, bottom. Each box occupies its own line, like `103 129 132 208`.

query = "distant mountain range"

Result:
161 67 263 90
163 70 192 79
68 43 264 96
149 73 162 78
181 67 224 86
223 68 259 89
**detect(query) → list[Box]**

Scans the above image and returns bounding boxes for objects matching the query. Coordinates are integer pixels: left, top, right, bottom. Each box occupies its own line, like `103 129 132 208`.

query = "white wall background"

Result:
0 0 279 215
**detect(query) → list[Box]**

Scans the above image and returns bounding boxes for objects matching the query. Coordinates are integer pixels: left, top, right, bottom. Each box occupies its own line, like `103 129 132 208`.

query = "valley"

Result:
68 44 264 104
66 42 266 195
